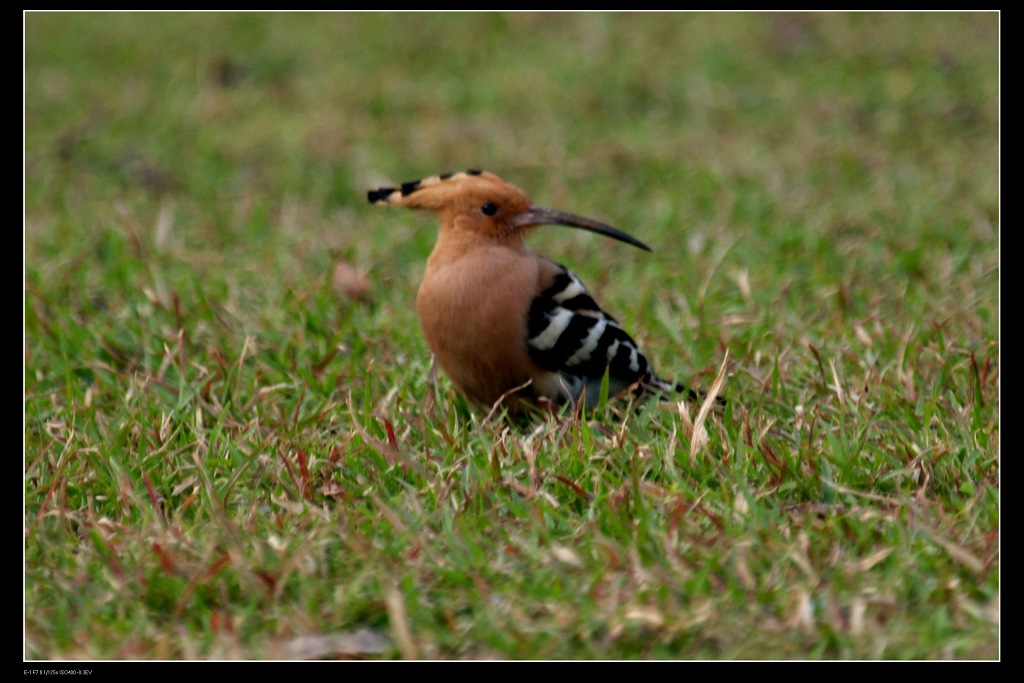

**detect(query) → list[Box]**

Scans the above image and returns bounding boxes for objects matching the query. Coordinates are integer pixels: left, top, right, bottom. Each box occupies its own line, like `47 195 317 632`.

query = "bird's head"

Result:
368 169 651 251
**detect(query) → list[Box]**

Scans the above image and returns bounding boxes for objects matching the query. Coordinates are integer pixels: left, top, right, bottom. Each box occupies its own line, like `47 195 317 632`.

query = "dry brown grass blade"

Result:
690 349 730 465
919 526 985 574
384 579 420 660
829 358 845 408
280 628 393 659
482 378 534 424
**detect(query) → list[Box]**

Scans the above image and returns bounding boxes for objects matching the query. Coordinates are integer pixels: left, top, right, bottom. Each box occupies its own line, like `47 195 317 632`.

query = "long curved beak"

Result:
511 207 652 252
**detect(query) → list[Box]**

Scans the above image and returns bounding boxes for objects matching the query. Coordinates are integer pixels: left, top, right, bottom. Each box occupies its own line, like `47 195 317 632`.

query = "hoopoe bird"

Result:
368 169 696 415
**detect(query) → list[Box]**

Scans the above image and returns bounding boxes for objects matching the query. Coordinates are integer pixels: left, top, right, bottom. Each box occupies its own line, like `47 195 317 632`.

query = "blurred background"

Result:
25 12 998 340
27 12 997 283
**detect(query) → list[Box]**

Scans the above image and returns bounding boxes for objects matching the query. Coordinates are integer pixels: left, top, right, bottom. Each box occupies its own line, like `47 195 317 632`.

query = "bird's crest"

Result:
366 168 485 204
367 169 531 213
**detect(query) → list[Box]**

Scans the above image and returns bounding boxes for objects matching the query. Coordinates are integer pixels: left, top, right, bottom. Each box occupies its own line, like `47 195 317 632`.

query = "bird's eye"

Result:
481 202 499 216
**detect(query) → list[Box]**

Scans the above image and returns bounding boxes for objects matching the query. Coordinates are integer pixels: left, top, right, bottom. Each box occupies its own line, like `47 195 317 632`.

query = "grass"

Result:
25 11 998 660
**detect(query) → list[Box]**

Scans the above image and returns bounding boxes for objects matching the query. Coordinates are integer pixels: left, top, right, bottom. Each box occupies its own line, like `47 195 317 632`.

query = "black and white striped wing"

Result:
526 266 674 404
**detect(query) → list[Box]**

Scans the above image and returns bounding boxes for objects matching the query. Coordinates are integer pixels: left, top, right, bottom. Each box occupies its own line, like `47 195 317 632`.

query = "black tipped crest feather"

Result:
368 169 485 205
367 187 396 203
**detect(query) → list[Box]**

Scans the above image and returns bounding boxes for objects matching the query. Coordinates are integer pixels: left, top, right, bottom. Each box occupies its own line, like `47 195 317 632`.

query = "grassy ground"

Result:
25 12 998 660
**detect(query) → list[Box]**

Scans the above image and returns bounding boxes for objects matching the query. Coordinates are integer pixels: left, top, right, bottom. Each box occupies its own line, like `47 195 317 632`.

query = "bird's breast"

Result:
416 244 542 409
